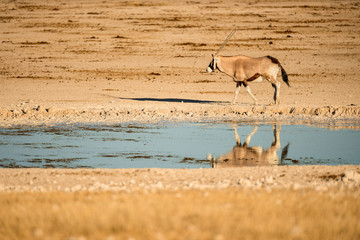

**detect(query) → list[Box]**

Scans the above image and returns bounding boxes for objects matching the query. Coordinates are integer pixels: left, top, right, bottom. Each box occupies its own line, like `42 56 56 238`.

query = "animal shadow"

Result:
119 97 224 104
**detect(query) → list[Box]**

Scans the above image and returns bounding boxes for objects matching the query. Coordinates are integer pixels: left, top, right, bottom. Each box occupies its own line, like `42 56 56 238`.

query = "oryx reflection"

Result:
211 124 289 168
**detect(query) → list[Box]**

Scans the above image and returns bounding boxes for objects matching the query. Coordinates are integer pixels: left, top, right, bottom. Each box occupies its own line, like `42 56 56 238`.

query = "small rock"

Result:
343 171 360 183
238 178 252 187
72 185 82 191
12 109 20 115
292 183 301 190
71 184 81 192
265 176 274 184
36 105 45 112
154 181 164 189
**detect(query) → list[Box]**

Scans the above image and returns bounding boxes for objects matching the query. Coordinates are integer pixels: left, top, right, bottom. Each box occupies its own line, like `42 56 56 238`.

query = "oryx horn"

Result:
215 29 236 56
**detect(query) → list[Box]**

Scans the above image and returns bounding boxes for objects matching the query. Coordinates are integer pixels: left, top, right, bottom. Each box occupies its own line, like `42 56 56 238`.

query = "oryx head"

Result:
206 29 236 73
206 54 219 73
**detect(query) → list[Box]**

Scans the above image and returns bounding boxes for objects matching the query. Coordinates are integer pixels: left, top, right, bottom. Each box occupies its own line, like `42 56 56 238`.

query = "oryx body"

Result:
206 54 289 105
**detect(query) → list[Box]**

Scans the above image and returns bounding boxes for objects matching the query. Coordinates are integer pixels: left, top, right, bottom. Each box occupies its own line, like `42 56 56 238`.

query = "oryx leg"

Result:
271 124 281 149
232 124 241 145
244 125 258 147
264 74 281 105
231 81 242 105
272 82 281 104
244 82 258 105
232 124 258 147
243 74 260 105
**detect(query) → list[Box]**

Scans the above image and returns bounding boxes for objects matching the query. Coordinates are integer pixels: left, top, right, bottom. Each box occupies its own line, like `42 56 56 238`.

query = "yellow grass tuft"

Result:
0 189 359 240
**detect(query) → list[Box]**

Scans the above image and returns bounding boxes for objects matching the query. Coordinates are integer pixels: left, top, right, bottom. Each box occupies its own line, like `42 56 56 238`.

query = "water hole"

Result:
0 121 359 168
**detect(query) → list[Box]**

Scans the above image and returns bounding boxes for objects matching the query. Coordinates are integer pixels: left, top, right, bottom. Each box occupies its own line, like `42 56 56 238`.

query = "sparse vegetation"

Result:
0 189 359 240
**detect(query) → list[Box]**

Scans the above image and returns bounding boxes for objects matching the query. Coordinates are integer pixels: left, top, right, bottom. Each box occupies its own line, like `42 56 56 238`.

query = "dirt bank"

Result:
1 104 360 127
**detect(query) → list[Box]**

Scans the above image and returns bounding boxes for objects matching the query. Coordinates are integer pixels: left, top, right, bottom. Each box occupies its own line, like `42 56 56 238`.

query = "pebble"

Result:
153 181 164 189
344 170 360 183
292 183 301 190
0 166 359 193
238 178 252 188
72 184 82 192
265 176 274 184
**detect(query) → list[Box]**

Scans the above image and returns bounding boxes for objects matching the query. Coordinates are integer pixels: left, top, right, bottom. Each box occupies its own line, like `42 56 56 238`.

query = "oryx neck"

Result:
216 56 234 74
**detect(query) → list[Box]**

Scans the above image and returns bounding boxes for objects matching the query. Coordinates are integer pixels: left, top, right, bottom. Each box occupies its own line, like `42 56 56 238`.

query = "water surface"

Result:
0 122 359 168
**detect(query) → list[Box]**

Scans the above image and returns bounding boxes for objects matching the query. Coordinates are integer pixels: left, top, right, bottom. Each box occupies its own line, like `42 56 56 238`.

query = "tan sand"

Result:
1 166 359 193
0 0 360 126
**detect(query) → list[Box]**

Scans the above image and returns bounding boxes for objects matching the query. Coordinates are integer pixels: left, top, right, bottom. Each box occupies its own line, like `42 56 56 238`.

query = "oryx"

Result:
206 54 289 105
211 124 289 168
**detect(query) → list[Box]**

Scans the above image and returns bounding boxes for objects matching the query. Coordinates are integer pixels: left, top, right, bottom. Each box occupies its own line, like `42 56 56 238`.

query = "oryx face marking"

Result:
206 58 216 73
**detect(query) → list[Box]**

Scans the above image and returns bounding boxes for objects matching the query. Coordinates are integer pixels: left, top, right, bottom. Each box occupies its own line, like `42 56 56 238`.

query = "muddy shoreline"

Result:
1 104 360 127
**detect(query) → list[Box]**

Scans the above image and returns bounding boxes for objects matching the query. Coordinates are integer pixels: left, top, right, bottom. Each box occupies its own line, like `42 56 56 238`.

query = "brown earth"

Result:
0 0 360 126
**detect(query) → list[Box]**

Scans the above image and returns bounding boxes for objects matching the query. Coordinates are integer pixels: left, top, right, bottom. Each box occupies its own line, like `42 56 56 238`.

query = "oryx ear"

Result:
211 54 214 58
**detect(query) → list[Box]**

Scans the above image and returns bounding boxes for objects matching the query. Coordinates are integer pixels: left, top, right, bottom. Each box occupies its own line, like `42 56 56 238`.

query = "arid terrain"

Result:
0 0 360 126
0 0 360 239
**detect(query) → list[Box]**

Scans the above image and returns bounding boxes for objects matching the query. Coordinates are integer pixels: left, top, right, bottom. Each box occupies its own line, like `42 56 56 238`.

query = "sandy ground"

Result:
1 1 360 239
0 0 360 126
1 166 360 192
1 0 359 183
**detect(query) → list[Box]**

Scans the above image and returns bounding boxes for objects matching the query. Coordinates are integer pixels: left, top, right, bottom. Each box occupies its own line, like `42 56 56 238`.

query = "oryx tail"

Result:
266 55 290 87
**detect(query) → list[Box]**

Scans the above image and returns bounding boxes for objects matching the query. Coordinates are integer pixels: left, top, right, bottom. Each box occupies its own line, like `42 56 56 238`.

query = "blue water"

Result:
0 122 359 168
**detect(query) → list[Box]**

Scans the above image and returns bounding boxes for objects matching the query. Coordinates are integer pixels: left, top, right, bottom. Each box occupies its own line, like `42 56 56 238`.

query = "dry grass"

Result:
0 189 359 240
